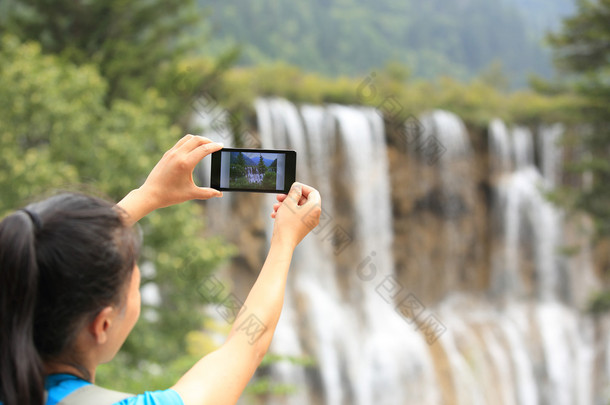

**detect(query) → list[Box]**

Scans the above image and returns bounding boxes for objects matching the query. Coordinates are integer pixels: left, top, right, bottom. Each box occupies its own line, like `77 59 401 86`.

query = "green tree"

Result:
1 0 196 101
257 154 267 174
0 0 238 121
0 35 234 392
262 171 276 189
269 159 278 172
548 0 610 237
230 152 246 179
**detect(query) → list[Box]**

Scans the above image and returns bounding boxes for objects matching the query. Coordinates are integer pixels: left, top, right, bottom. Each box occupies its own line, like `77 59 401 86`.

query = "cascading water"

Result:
245 166 264 184
254 99 440 405
194 97 607 404
487 120 596 405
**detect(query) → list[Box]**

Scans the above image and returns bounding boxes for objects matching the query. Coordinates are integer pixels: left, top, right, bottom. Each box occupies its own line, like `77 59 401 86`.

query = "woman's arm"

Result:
118 134 223 225
117 135 321 404
171 183 321 405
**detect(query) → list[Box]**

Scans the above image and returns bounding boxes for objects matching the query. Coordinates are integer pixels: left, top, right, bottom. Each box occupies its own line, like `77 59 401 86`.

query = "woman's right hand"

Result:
118 135 223 225
270 182 321 249
139 134 223 209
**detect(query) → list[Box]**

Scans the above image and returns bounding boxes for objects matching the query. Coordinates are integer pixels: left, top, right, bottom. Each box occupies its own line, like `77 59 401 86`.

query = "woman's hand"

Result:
140 135 223 208
118 135 223 225
270 182 321 249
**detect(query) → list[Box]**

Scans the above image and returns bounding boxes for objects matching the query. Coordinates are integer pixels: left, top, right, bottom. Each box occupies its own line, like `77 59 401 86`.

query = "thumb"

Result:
194 187 223 200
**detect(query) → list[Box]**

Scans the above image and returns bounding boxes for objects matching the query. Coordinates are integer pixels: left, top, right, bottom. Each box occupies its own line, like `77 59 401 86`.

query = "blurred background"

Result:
1 0 609 404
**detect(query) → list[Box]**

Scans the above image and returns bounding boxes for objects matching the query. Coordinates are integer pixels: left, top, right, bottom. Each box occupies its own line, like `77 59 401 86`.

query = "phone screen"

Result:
210 148 297 193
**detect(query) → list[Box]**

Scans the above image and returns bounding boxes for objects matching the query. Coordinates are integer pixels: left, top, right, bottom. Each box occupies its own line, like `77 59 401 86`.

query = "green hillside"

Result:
199 0 575 86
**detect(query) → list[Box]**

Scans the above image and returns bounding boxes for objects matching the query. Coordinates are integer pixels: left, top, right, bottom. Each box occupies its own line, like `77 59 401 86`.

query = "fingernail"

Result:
216 142 224 147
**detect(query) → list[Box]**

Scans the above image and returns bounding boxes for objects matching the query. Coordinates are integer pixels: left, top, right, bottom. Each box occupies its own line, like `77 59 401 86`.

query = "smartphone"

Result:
210 148 297 193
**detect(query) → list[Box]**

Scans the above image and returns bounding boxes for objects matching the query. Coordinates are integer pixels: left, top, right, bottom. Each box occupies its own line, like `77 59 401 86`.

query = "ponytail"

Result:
0 211 45 405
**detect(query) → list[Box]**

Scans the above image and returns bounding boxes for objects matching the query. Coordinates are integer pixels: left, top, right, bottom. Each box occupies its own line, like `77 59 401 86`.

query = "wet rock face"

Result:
413 188 469 220
388 118 489 304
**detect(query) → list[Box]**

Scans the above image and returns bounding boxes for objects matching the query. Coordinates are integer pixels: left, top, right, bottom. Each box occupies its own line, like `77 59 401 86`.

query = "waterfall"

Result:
330 105 439 405
195 97 606 404
487 119 597 404
538 124 564 188
489 119 513 174
245 166 264 184
254 99 440 405
489 123 564 301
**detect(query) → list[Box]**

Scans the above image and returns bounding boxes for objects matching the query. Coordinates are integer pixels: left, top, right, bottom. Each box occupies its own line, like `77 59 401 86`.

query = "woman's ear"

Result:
89 306 116 345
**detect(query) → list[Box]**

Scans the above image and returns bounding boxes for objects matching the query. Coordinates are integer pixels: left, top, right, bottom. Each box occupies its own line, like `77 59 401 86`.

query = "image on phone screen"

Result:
211 148 297 193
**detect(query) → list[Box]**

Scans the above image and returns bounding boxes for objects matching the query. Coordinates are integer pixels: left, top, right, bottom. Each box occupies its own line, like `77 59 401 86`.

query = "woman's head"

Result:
0 192 141 405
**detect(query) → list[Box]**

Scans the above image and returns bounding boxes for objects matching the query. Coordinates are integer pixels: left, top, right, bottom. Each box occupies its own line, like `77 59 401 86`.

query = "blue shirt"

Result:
44 374 184 405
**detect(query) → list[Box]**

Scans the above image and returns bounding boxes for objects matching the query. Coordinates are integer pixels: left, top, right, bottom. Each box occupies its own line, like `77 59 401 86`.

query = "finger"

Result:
276 194 288 202
272 202 281 212
186 142 223 167
172 134 195 150
192 187 223 200
163 134 194 156
180 135 215 154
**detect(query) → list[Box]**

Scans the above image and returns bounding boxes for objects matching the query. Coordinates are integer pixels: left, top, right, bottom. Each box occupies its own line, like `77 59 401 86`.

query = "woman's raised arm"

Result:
172 182 321 405
118 134 223 225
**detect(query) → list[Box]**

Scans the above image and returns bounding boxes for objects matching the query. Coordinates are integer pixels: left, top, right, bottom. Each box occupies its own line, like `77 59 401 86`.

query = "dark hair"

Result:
0 193 140 405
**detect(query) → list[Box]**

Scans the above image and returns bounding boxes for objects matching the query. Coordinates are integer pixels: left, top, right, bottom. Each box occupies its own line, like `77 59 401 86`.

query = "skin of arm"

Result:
117 134 322 405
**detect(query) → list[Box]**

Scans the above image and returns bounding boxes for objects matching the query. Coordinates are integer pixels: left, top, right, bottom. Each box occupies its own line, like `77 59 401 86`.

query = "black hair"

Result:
0 193 140 405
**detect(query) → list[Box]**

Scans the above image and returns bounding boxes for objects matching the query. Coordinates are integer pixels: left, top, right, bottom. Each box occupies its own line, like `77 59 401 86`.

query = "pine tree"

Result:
258 154 267 174
548 0 610 236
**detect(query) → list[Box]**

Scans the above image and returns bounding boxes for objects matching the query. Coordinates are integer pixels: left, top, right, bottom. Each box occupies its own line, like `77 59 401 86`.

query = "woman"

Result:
0 135 321 405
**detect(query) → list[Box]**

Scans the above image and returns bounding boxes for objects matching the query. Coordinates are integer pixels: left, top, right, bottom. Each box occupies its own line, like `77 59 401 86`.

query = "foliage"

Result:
262 172 276 189
0 35 234 392
212 62 580 136
588 290 610 314
0 0 239 123
257 155 267 174
548 0 610 238
243 354 316 403
198 0 572 86
1 0 194 101
230 152 246 178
